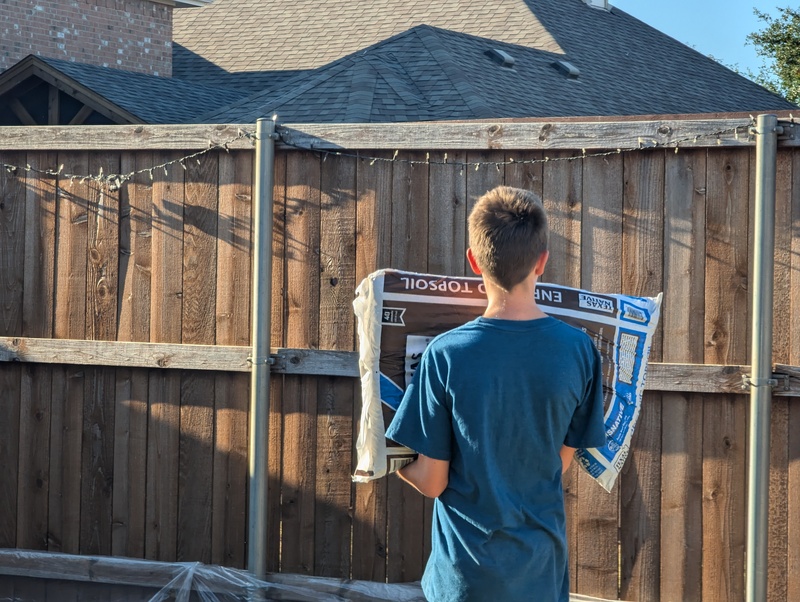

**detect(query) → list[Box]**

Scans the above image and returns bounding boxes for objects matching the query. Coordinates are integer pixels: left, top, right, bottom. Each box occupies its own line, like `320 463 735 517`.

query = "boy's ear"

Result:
533 250 549 276
466 248 482 276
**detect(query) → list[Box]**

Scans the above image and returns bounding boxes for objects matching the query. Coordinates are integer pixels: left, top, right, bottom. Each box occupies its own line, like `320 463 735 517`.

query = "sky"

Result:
611 0 783 76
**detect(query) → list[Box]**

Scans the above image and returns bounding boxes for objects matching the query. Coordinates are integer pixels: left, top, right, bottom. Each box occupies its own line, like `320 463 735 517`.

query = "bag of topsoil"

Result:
352 269 662 493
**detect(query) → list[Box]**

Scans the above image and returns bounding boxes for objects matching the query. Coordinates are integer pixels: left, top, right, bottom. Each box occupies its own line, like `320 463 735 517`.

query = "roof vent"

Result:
583 0 610 10
485 48 516 68
552 60 580 79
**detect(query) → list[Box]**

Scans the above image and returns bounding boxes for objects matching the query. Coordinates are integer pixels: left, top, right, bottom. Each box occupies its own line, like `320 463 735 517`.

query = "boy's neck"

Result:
482 275 548 321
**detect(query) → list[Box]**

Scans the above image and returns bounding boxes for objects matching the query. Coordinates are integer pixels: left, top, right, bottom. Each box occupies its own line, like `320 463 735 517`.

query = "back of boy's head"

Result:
468 186 548 291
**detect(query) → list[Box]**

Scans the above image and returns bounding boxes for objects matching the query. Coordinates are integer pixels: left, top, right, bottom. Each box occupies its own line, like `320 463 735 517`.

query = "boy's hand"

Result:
396 454 449 498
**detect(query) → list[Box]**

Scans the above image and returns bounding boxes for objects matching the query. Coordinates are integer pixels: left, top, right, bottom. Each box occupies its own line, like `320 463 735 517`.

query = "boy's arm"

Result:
560 444 576 474
396 454 449 498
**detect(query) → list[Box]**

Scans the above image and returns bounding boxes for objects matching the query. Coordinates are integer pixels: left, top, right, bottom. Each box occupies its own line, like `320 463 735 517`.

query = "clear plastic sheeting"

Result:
0 549 425 601
0 549 625 601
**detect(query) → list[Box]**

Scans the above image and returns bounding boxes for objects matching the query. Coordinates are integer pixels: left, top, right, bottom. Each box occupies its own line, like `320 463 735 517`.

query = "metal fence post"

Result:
248 117 276 578
746 113 778 602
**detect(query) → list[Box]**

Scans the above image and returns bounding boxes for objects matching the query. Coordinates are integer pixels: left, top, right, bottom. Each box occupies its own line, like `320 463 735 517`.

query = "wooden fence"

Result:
1 117 799 602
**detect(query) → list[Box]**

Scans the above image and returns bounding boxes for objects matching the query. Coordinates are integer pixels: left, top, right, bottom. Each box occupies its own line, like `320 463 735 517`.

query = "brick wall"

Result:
0 0 173 76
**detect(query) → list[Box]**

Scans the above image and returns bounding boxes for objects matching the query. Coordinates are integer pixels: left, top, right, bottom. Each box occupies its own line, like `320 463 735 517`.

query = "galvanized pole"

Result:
746 113 778 602
248 117 276 579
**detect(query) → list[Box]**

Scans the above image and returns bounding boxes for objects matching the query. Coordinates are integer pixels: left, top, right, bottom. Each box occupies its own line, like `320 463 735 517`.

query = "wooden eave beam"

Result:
8 98 37 125
68 104 94 126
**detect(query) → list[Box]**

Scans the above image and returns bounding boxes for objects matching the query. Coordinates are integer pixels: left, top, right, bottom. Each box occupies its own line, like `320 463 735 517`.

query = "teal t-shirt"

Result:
385 316 606 602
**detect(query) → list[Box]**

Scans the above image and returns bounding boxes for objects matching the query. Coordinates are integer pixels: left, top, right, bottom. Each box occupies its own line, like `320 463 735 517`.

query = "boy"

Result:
384 186 606 602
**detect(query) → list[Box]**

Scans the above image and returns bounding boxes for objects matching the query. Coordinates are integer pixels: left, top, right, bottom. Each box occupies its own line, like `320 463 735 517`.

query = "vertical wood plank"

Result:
145 152 184 562
660 148 706 602
767 149 791 602
786 148 800 602
428 151 467 276
85 152 120 341
17 152 57 551
50 151 89 555
352 154 392 581
576 152 623 600
213 150 253 568
177 152 218 563
387 152 429 582
315 155 356 578
0 153 25 549
281 151 321 574
79 153 120 556
113 152 152 558
619 150 664 601
703 148 749 602
541 151 582 287
79 366 116 555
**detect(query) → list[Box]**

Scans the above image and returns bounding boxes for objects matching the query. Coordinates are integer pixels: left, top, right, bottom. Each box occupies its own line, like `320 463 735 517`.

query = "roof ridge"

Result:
414 25 493 119
344 59 378 122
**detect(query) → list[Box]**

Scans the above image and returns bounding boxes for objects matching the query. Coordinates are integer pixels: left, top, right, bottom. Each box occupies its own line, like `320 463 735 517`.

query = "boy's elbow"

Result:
419 474 448 498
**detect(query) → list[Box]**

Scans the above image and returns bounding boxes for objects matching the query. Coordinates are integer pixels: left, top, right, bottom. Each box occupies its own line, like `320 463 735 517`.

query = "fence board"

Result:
702 148 750 602
281 151 321 574
541 151 582 288
575 152 623 600
0 160 24 556
85 153 120 341
620 151 664 601
177 152 218 563
428 151 467 276
112 152 151 559
111 368 148 558
660 148 706 602
17 156 55 552
144 151 185 562
386 152 429 582
80 367 116 555
313 156 356 578
788 148 800 602
352 153 392 581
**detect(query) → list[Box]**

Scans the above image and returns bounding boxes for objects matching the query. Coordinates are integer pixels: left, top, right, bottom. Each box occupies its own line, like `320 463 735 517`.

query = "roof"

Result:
198 23 795 124
174 0 796 120
34 57 248 123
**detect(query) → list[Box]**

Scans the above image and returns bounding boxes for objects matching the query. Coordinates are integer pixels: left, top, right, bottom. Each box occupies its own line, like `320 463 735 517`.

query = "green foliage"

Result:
747 7 800 103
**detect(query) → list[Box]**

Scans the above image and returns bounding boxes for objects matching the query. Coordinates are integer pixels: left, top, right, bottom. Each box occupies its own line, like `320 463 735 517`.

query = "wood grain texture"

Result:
620 150 664 601
16 153 56 552
177 152 218 563
352 153 392 581
145 156 184 562
112 152 151 559
427 151 467 276
79 367 116 555
541 151 582 288
575 152 623 600
281 151 321 574
660 148 706 602
787 148 800 602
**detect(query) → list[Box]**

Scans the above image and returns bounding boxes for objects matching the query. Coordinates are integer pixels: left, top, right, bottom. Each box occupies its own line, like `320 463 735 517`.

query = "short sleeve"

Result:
564 343 607 449
384 347 452 461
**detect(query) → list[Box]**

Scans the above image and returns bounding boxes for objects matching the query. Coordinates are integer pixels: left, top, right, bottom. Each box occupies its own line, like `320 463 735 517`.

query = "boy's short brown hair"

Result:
468 186 548 291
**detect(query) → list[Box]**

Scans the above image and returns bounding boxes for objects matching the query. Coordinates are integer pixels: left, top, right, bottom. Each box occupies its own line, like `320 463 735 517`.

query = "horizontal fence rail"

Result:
2 337 800 396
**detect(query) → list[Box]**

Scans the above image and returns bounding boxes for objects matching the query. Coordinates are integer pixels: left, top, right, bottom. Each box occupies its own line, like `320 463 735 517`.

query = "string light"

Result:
0 130 253 191
0 121 755 190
